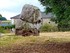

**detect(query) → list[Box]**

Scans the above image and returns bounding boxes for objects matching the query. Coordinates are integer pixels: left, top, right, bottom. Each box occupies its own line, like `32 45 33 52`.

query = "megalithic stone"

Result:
20 4 42 23
15 4 43 36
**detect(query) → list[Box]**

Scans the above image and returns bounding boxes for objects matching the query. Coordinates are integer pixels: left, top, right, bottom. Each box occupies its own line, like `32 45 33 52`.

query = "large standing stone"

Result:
20 4 42 23
15 4 42 36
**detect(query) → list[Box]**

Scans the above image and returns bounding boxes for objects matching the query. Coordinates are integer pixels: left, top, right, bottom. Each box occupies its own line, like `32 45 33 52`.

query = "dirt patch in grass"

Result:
0 42 70 53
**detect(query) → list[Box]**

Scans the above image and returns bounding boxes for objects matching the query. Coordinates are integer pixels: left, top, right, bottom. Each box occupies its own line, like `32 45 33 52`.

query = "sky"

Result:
0 0 45 20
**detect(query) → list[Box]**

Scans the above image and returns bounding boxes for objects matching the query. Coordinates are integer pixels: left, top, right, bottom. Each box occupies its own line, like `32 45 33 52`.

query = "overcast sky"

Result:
0 0 45 20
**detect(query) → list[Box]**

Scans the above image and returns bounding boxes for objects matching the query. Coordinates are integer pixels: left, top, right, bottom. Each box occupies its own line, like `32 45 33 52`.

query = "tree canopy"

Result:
0 14 7 21
39 0 70 31
0 14 2 18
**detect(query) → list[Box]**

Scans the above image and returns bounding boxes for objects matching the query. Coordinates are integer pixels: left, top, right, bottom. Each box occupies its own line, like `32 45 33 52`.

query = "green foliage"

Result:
11 25 15 28
39 0 70 31
40 23 58 32
0 25 15 33
0 26 5 33
0 14 2 18
0 14 7 20
2 25 15 29
0 17 7 21
0 26 10 33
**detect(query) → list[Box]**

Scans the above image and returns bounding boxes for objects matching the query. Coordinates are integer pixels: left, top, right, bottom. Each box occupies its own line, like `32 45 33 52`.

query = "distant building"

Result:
11 14 20 25
0 20 11 26
41 13 56 25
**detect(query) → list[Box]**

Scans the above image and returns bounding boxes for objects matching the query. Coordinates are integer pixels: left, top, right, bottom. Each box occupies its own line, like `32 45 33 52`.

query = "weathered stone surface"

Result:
20 4 42 23
15 28 39 36
15 4 42 36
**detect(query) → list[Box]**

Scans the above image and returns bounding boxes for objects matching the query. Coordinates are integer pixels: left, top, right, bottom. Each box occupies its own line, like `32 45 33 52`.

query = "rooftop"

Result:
11 12 53 19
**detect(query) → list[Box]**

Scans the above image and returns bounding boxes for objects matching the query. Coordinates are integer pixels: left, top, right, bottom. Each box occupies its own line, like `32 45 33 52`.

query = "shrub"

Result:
1 25 15 29
11 25 15 28
40 23 58 32
0 25 15 33
0 26 5 33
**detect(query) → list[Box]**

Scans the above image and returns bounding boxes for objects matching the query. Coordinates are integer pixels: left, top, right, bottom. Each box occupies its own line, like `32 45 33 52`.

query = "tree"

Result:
39 0 70 31
0 14 2 18
0 14 7 21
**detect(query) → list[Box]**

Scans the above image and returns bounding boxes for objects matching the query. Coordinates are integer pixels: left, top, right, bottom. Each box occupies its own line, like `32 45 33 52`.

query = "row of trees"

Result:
39 0 70 31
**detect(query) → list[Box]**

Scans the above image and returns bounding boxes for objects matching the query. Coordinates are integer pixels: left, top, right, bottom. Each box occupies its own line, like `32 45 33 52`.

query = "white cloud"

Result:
0 0 45 20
